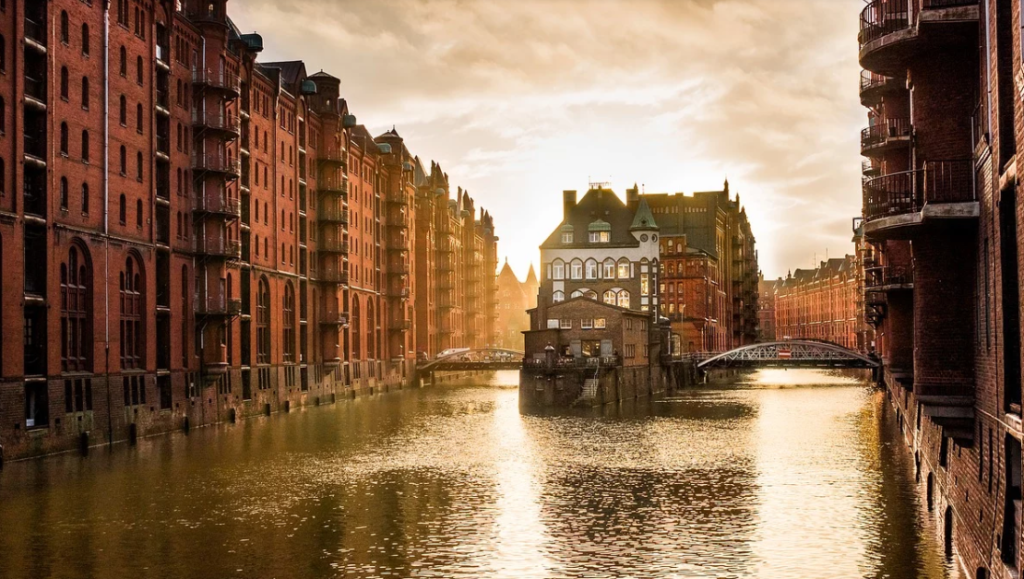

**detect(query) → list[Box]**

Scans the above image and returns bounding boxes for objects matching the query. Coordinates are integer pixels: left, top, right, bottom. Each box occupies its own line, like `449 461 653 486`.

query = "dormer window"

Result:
589 231 609 243
588 219 611 243
560 224 574 244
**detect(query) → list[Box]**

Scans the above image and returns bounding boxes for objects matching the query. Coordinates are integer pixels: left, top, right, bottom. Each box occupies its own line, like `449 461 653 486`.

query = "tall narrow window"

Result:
257 278 270 364
136 103 143 133
0 34 6 73
119 194 126 224
60 123 69 155
119 95 126 125
81 130 89 161
59 177 68 209
61 245 90 372
81 24 89 55
136 55 143 84
119 255 143 369
60 11 69 44
81 76 89 108
283 283 295 362
136 151 143 180
119 146 126 174
136 199 143 227
81 183 89 214
119 46 127 76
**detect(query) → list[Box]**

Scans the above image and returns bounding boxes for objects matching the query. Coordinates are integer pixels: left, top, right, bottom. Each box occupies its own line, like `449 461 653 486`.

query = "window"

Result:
560 319 572 329
618 260 631 279
570 260 583 280
60 67 69 99
589 231 610 243
561 229 573 244
119 194 126 224
552 260 564 280
136 103 143 132
547 319 560 330
81 76 89 108
641 273 650 296
136 199 143 227
119 146 126 174
61 245 90 372
60 11 69 44
585 290 598 300
595 318 607 329
136 55 143 84
257 278 270 364
283 284 295 362
603 259 615 279
581 319 593 330
119 46 127 76
81 24 89 55
0 158 5 196
59 178 69 210
552 290 565 303
60 123 69 155
81 130 89 161
603 290 616 305
81 183 89 214
585 259 598 280
119 255 143 369
617 290 630 309
24 383 48 429
571 290 583 299
117 0 127 25
0 34 5 73
136 151 143 180
64 378 93 414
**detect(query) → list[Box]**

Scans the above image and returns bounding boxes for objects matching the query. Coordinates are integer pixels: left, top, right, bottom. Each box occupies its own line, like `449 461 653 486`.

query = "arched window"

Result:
81 130 89 161
60 67 69 99
366 300 375 359
61 244 91 372
570 259 583 280
119 255 143 369
617 290 630 309
136 199 143 227
351 298 361 359
617 259 631 279
119 46 127 76
81 76 89 109
119 145 126 174
603 290 616 305
81 183 89 214
552 290 565 304
0 34 6 73
59 178 68 209
81 24 89 55
603 258 615 279
257 278 270 364
60 11 69 44
585 259 598 280
136 151 143 180
119 194 126 224
119 95 127 125
584 290 598 300
570 290 583 299
283 283 295 363
552 259 564 280
136 103 143 132
136 55 143 84
0 158 5 196
60 123 69 155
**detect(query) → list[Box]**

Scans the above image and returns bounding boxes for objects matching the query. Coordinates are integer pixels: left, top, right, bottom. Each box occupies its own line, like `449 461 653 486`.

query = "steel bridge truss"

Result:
696 340 879 370
418 348 526 372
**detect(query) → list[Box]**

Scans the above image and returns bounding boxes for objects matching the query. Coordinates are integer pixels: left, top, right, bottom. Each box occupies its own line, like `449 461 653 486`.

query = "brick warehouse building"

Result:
0 0 498 460
642 181 759 354
858 0 1024 576
760 255 870 351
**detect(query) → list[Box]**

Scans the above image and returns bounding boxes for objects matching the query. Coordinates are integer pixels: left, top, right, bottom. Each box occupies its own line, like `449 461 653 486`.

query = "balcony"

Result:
863 160 881 177
388 264 410 277
192 195 241 218
192 110 241 137
389 319 412 332
318 205 349 225
24 17 47 52
859 0 979 74
317 269 349 285
195 296 242 318
386 192 408 205
193 237 242 259
388 287 409 298
192 69 241 98
863 159 977 236
386 213 409 229
318 177 348 198
319 310 348 327
192 154 241 178
865 265 914 291
860 71 903 106
318 238 348 254
318 149 347 168
861 118 911 157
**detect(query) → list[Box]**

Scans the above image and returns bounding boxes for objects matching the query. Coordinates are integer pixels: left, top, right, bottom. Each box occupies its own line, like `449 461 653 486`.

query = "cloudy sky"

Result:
232 0 865 280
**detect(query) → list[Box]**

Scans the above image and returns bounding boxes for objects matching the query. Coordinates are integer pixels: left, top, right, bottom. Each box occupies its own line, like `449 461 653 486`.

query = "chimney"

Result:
563 190 577 219
627 184 639 207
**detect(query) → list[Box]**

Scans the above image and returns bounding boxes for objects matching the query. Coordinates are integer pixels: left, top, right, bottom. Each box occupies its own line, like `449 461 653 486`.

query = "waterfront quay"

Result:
0 370 958 579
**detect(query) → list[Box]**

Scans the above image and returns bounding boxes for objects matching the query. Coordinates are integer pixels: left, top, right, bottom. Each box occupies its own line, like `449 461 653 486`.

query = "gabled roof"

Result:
529 296 648 318
540 188 639 250
261 60 306 89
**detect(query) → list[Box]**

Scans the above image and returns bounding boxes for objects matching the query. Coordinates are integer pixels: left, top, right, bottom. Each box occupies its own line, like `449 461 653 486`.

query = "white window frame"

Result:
560 318 572 329
570 260 583 280
581 319 593 330
595 318 606 329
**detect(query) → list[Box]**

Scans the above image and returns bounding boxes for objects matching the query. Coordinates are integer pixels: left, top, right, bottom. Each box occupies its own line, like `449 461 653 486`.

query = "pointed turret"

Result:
630 197 658 231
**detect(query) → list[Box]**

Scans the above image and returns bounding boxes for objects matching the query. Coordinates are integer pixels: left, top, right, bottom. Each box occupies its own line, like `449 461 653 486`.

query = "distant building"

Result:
494 261 534 351
524 298 650 365
757 273 777 342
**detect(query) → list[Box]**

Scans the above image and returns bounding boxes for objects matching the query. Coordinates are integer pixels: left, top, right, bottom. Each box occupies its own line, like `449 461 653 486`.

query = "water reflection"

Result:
0 370 957 578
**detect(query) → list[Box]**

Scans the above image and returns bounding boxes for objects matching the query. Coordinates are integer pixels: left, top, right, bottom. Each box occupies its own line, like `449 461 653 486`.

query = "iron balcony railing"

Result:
861 118 912 151
866 265 914 289
386 192 408 205
192 194 241 217
388 264 410 276
318 149 346 166
860 0 979 48
192 110 241 134
318 205 349 224
319 309 348 327
863 159 975 222
195 296 242 317
389 319 412 331
388 287 409 298
24 17 47 48
318 177 348 196
192 69 241 95
192 153 241 176
192 237 242 258
317 238 348 253
318 269 349 284
860 71 897 93
386 213 409 228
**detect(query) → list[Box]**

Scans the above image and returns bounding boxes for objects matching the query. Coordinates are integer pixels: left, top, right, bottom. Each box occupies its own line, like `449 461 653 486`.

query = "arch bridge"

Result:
696 340 879 370
417 348 525 372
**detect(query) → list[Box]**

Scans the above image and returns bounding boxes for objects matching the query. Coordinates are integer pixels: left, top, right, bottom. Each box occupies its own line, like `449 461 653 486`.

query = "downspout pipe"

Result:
103 1 112 444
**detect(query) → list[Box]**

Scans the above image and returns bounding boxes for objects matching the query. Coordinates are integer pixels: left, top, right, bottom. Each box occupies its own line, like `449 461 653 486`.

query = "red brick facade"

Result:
0 0 498 461
859 1 1024 576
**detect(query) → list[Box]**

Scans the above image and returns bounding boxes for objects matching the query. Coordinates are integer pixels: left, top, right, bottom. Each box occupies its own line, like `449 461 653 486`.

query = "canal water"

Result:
0 370 958 579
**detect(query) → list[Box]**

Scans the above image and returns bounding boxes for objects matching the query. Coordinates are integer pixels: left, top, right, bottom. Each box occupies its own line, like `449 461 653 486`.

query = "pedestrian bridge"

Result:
417 348 525 372
695 340 879 370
